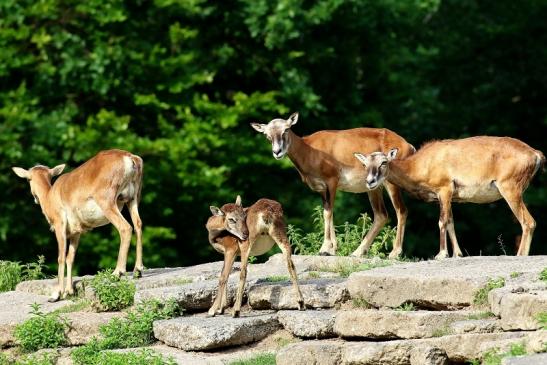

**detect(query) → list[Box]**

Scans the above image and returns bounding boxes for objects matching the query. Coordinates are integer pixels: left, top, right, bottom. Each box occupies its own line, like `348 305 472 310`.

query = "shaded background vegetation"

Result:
1 0 546 274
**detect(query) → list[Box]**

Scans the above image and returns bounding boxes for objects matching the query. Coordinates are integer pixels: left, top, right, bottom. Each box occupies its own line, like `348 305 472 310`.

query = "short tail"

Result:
535 150 545 174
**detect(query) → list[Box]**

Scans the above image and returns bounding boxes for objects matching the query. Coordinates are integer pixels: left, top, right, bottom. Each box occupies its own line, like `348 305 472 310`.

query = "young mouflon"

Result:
207 196 304 317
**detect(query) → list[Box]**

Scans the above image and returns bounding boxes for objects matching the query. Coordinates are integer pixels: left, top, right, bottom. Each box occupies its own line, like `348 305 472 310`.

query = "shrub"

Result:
473 277 505 306
91 270 135 311
14 303 68 352
0 256 48 293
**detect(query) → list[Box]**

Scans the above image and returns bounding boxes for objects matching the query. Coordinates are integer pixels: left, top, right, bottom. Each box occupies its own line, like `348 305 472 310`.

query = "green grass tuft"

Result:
263 275 289 283
480 342 527 365
396 302 416 311
73 347 176 365
537 312 547 329
510 272 521 279
52 299 92 314
14 303 68 352
317 260 391 278
473 277 505 306
539 268 547 282
91 270 135 311
228 353 276 365
351 296 372 309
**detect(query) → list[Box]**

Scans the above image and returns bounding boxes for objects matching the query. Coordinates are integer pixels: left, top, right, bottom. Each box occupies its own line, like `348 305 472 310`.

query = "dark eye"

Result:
228 218 236 224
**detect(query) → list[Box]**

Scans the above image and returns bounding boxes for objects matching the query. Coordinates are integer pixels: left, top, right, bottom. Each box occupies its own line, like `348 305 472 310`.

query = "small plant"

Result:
396 302 416 311
12 352 57 365
473 277 505 306
537 312 547 329
467 311 496 320
23 255 47 281
510 272 521 279
0 260 22 292
14 303 68 352
317 260 391 278
52 299 92 314
248 256 258 264
91 270 135 311
539 267 547 282
307 271 320 279
480 342 527 365
73 347 176 365
351 296 372 309
263 275 289 283
228 353 276 365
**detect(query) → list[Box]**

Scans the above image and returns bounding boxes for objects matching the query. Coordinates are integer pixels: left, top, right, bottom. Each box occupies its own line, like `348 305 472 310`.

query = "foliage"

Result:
228 353 276 365
90 270 135 311
510 272 521 279
351 296 372 309
1 0 546 271
0 256 47 292
316 259 392 278
480 342 527 365
72 347 176 365
473 277 506 306
396 302 416 311
0 351 57 365
14 303 68 352
263 275 289 283
52 299 92 314
537 312 547 329
539 268 547 282
72 299 180 364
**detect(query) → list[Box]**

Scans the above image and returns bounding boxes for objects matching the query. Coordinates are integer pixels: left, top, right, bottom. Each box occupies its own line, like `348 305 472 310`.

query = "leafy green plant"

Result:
23 256 47 281
90 270 135 311
480 342 527 365
473 277 505 306
14 303 68 352
0 261 22 292
73 347 175 365
72 299 180 364
539 268 547 282
510 272 521 279
396 302 416 311
228 353 276 365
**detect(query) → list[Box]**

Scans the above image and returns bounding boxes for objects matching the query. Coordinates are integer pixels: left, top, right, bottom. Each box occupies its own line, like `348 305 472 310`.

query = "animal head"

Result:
250 112 299 160
209 195 249 240
12 164 66 205
354 148 398 190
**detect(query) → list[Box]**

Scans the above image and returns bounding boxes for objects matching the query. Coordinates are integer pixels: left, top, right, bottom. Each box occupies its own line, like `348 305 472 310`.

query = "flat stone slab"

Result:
153 312 281 351
334 309 474 339
489 284 547 330
64 311 124 345
277 332 530 365
502 353 547 365
278 310 336 339
450 318 501 334
248 278 349 310
347 256 547 310
0 291 72 347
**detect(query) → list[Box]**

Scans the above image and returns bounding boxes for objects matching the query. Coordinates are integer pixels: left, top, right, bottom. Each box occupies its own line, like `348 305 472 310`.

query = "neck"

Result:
286 130 315 175
34 175 54 224
206 216 228 244
387 159 419 193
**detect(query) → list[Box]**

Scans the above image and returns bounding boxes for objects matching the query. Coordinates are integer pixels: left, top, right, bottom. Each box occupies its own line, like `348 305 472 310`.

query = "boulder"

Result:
501 353 547 365
450 318 501 334
153 312 280 351
276 340 344 365
409 346 449 365
277 310 336 338
489 285 547 330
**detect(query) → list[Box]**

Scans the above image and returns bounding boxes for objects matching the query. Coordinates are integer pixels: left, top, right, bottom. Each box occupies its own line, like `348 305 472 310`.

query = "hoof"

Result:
232 310 240 318
298 301 306 311
388 251 402 260
434 251 449 260
48 293 61 303
319 251 332 257
133 269 142 279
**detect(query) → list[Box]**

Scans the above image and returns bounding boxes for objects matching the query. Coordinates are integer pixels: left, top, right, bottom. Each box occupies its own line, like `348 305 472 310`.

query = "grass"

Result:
0 256 47 292
71 299 180 364
52 299 92 314
510 271 521 278
263 275 289 283
306 271 320 279
396 302 416 311
0 351 57 365
479 342 527 365
228 353 276 365
537 312 547 329
473 277 505 306
14 303 68 352
317 260 392 278
172 277 193 285
73 348 176 365
351 296 372 309
90 270 135 311
431 325 453 337
467 311 496 320
539 267 547 282
287 208 396 257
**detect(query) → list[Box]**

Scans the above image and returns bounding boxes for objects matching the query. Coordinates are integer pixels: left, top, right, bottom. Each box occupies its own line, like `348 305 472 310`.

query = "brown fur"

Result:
206 197 304 317
12 149 144 301
252 114 415 258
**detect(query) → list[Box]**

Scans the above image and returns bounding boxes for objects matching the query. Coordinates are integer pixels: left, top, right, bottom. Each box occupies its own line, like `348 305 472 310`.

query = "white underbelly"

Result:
74 200 109 229
453 182 502 203
250 235 275 256
338 169 369 193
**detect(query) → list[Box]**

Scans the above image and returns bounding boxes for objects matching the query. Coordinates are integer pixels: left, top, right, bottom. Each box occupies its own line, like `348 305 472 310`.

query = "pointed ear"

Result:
12 167 29 179
250 123 266 133
387 148 399 161
235 195 242 206
354 153 370 167
210 206 224 216
49 164 66 177
287 112 299 126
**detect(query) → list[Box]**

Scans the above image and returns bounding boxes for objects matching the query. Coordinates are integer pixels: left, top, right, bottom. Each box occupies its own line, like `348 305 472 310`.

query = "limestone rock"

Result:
278 310 336 338
248 278 349 310
489 285 547 330
450 319 501 334
410 346 449 365
276 340 343 365
153 312 280 350
64 311 124 345
501 353 547 365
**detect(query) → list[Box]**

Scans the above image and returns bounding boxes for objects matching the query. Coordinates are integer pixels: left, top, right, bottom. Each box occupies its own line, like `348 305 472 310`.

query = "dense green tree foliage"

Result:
1 0 546 273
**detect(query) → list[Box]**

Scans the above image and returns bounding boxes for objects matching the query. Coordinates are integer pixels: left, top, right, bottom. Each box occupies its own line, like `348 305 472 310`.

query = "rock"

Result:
489 285 547 330
450 319 501 334
64 312 124 345
277 310 336 338
276 340 344 365
248 278 349 310
135 280 239 311
501 353 547 365
410 346 449 365
153 312 281 351
334 309 472 339
524 330 547 353
347 256 547 310
0 291 72 347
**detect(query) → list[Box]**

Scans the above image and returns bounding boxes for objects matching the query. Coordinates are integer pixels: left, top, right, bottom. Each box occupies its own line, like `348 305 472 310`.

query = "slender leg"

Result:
64 234 81 296
319 186 338 256
270 223 305 310
50 223 67 302
209 246 237 316
385 182 408 259
498 185 536 256
435 189 453 260
97 202 133 276
128 199 144 277
233 240 252 318
447 208 463 257
351 189 388 257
